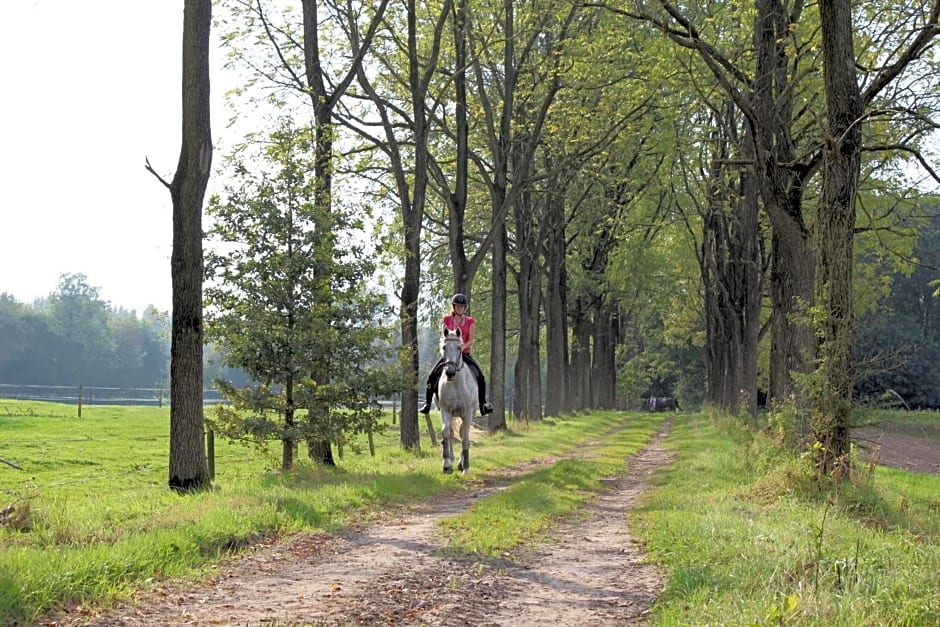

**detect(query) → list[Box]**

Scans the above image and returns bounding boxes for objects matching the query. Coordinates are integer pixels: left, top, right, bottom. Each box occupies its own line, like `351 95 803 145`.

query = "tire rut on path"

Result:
49 419 675 627
474 420 673 626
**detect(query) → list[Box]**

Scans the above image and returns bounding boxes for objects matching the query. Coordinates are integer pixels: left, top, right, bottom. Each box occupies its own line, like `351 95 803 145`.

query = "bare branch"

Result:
863 1 940 104
862 143 940 185
144 157 172 189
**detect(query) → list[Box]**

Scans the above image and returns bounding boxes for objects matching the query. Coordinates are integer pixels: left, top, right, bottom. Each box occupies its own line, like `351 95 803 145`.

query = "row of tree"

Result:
202 0 939 470
152 0 939 485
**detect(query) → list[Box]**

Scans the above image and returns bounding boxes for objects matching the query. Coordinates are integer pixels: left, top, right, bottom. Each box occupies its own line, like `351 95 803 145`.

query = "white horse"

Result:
436 326 478 474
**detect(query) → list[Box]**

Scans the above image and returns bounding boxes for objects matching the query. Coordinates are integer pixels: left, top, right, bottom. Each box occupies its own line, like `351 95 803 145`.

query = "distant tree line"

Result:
0 273 247 390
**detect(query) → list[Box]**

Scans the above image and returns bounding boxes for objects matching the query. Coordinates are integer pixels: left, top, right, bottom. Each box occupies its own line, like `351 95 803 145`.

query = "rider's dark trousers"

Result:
424 352 488 412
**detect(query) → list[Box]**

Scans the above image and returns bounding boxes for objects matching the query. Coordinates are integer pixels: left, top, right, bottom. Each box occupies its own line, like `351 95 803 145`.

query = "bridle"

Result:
442 335 465 373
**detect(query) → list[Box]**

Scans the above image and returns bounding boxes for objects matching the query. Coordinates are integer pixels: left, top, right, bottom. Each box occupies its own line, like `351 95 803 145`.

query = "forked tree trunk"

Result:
300 0 389 463
752 0 815 415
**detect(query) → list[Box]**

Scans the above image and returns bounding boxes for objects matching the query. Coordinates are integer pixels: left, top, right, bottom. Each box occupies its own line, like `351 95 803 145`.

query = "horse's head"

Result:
440 326 464 379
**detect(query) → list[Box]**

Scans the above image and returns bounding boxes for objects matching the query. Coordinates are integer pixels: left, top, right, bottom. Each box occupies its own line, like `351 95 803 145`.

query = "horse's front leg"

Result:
457 411 472 474
441 412 454 474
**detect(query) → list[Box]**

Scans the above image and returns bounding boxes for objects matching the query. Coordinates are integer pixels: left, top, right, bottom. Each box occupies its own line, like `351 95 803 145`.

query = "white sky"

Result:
2 2 233 315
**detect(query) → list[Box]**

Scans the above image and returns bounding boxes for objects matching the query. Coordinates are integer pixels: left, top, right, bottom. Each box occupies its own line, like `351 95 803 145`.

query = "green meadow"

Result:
1 400 938 626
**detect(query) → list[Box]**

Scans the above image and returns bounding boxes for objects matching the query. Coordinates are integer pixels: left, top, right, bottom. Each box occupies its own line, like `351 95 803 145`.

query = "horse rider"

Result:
419 293 495 416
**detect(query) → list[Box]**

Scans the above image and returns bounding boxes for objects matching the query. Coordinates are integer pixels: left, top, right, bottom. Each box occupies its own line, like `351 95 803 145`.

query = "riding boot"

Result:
477 372 494 415
419 380 434 414
420 361 443 414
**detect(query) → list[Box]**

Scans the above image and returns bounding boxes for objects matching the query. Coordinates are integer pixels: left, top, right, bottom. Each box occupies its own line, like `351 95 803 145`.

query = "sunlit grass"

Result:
636 413 940 626
440 412 661 558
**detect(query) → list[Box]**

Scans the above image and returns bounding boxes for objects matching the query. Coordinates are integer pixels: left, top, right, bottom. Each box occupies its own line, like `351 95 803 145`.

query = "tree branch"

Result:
863 1 940 104
863 143 940 185
144 157 172 189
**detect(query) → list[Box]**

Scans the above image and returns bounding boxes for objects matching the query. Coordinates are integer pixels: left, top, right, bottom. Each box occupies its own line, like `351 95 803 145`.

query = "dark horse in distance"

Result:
647 396 681 412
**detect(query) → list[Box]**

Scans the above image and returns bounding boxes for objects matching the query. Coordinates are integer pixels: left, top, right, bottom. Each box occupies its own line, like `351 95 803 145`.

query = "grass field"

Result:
856 407 940 439
1 400 938 626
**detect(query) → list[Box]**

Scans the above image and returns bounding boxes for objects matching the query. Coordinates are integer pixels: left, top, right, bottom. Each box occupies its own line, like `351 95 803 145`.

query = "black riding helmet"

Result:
452 293 468 306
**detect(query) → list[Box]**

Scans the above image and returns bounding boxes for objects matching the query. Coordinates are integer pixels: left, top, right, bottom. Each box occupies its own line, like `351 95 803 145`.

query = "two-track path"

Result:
47 419 675 627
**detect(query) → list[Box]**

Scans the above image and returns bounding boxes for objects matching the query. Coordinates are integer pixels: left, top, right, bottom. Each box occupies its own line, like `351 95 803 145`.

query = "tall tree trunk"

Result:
400 233 422 449
305 102 337 467
513 188 543 422
449 0 471 295
399 0 439 449
814 0 863 475
570 297 591 410
167 0 212 492
543 176 569 416
592 304 618 409
301 0 390 457
302 0 335 466
484 0 513 430
739 158 762 418
490 219 508 426
767 224 815 409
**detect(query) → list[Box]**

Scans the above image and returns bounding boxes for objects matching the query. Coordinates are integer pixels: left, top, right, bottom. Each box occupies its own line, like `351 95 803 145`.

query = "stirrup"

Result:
419 401 432 414
481 402 494 415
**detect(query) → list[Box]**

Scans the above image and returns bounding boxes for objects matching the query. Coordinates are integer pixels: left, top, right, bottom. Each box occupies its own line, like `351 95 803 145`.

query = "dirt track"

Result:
46 421 673 627
854 427 940 475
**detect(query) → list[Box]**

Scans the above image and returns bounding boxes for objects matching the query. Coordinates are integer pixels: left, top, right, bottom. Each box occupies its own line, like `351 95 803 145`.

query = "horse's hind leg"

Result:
458 448 470 474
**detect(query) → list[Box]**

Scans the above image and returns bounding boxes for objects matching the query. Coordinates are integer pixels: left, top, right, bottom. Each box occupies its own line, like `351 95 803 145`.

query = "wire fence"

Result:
0 384 401 414
0 384 226 406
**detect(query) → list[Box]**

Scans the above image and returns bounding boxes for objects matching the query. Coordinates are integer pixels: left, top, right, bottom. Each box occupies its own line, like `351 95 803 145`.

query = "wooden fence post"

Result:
206 430 215 480
424 413 437 446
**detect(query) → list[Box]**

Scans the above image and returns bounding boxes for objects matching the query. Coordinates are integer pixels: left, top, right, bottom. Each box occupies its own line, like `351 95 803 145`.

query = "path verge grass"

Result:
0 400 663 625
439 415 659 558
635 412 940 626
